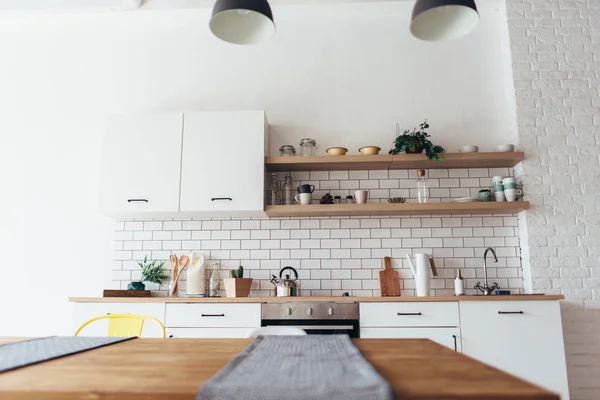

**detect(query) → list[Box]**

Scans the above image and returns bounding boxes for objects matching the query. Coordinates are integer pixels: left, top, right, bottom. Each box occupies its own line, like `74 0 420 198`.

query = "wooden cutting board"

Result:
378 257 400 296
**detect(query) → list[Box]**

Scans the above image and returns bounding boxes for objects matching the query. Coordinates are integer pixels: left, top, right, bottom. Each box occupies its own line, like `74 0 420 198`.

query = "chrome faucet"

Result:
474 247 500 296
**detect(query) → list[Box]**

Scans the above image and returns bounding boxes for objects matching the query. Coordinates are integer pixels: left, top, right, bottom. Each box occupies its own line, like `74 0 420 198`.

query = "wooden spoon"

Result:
169 254 179 296
175 255 189 283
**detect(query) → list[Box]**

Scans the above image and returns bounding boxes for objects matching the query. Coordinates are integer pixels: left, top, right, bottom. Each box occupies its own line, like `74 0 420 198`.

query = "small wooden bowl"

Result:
326 147 348 156
359 146 381 155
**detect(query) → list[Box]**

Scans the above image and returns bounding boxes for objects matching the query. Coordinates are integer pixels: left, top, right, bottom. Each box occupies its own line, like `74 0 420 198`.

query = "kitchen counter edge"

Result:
69 295 564 303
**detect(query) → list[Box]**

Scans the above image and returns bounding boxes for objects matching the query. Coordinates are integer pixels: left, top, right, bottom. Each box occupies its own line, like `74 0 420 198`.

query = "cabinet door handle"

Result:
127 199 148 203
168 335 173 338
201 313 225 317
498 311 524 315
397 312 422 316
211 198 232 201
452 334 458 352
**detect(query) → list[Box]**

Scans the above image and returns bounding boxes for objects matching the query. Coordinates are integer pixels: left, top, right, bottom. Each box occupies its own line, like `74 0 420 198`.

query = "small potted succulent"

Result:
128 256 168 290
223 266 253 298
389 120 444 162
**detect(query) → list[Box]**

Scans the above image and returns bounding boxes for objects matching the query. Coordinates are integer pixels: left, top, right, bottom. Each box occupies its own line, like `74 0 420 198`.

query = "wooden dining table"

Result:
0 337 558 400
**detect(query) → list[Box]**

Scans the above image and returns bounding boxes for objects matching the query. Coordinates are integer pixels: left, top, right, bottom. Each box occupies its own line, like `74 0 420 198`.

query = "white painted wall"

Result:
0 0 516 336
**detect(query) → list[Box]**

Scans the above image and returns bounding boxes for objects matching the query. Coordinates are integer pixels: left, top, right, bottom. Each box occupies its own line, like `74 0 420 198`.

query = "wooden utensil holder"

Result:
223 278 253 298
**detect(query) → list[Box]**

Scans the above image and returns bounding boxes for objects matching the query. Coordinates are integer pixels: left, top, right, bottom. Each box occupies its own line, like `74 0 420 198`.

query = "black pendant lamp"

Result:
410 0 479 42
210 0 275 45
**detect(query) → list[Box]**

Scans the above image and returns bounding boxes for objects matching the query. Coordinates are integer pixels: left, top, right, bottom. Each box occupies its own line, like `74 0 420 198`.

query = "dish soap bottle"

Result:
416 169 429 203
454 269 465 296
209 262 221 297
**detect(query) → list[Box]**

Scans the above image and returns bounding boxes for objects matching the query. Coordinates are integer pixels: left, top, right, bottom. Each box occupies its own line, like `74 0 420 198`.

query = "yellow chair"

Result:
74 314 166 338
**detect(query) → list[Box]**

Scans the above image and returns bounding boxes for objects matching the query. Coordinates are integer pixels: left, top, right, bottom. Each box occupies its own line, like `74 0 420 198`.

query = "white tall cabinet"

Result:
460 301 569 400
180 111 268 216
99 113 184 217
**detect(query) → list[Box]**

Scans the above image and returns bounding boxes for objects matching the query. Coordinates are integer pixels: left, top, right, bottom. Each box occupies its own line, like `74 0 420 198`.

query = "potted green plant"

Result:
389 120 444 162
128 256 168 290
223 266 253 298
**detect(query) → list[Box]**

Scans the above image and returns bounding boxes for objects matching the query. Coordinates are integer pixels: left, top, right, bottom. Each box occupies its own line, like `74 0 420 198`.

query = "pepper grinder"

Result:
454 269 465 296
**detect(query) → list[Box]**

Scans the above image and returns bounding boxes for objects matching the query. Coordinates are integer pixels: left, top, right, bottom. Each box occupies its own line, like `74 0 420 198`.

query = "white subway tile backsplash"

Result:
112 168 524 296
125 221 143 231
182 221 203 230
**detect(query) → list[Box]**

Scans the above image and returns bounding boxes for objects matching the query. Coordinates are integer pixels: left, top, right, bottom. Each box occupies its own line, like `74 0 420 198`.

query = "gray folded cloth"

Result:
0 336 134 373
197 335 395 400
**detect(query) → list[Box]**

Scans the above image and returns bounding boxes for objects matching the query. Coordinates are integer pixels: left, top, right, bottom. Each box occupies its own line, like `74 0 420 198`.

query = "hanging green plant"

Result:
389 120 444 162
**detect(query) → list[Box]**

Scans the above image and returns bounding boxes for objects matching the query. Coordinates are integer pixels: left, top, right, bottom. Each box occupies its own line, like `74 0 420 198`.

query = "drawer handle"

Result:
397 312 422 316
452 335 457 352
498 311 524 315
201 313 225 317
127 199 148 203
211 198 232 201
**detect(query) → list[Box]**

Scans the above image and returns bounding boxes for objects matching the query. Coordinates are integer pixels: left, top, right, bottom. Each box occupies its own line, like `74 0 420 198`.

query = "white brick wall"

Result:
506 1 600 399
112 168 524 297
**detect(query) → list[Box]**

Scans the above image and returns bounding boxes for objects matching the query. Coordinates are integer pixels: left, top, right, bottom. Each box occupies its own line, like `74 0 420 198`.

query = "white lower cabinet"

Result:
360 327 461 352
360 302 459 327
165 304 261 329
460 301 569 400
166 328 256 339
72 303 166 338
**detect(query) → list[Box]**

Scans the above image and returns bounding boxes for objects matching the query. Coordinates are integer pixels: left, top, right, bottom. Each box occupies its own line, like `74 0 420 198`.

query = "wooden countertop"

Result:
0 338 558 400
69 294 564 303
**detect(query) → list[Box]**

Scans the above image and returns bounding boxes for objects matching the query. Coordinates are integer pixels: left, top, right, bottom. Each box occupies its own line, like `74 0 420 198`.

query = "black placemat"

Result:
0 336 135 373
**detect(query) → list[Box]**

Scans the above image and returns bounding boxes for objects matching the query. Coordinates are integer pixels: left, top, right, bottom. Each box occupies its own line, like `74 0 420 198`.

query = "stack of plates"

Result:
452 196 480 203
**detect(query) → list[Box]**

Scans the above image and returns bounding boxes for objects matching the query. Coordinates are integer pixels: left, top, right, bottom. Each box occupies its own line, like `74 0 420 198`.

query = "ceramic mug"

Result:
492 176 504 183
503 177 516 185
295 193 312 205
479 189 491 202
297 184 315 194
354 190 368 204
494 190 506 202
504 189 523 202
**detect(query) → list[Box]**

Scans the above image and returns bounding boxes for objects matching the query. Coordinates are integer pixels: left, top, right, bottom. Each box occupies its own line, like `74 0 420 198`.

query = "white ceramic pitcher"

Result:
406 253 431 297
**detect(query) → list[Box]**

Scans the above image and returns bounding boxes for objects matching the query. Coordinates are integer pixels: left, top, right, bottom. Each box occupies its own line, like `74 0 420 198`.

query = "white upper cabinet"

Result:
179 111 268 217
99 113 184 217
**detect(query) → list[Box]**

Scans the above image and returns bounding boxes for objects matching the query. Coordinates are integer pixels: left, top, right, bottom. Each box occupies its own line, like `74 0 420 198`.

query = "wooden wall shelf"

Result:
265 202 530 218
265 152 524 172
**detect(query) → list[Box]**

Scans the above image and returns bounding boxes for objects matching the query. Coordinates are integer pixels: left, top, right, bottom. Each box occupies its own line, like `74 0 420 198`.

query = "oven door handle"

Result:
264 325 355 331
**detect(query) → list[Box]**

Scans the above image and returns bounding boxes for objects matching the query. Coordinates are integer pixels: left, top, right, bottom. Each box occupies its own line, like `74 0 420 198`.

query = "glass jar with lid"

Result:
299 138 317 156
279 145 296 156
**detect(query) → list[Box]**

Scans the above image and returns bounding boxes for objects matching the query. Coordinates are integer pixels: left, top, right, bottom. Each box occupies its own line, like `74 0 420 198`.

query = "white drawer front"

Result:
167 327 256 339
72 303 166 338
165 304 261 328
360 327 461 352
360 302 459 327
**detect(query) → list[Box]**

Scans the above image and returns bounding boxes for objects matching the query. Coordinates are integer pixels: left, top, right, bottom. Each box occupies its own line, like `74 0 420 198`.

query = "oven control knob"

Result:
306 307 313 316
286 307 292 316
328 307 333 316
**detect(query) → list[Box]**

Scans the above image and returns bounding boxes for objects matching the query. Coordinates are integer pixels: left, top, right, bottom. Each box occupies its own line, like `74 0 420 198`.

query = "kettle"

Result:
270 266 300 297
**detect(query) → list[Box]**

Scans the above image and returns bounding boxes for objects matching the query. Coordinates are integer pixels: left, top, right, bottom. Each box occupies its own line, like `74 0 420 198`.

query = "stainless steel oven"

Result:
261 302 360 338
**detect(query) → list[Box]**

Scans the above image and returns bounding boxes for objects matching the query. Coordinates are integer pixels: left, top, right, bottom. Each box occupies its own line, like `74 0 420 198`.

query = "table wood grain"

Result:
0 338 558 400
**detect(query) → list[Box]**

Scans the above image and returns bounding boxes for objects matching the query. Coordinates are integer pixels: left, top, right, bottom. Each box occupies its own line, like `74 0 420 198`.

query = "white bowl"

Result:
495 144 515 152
459 145 479 153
